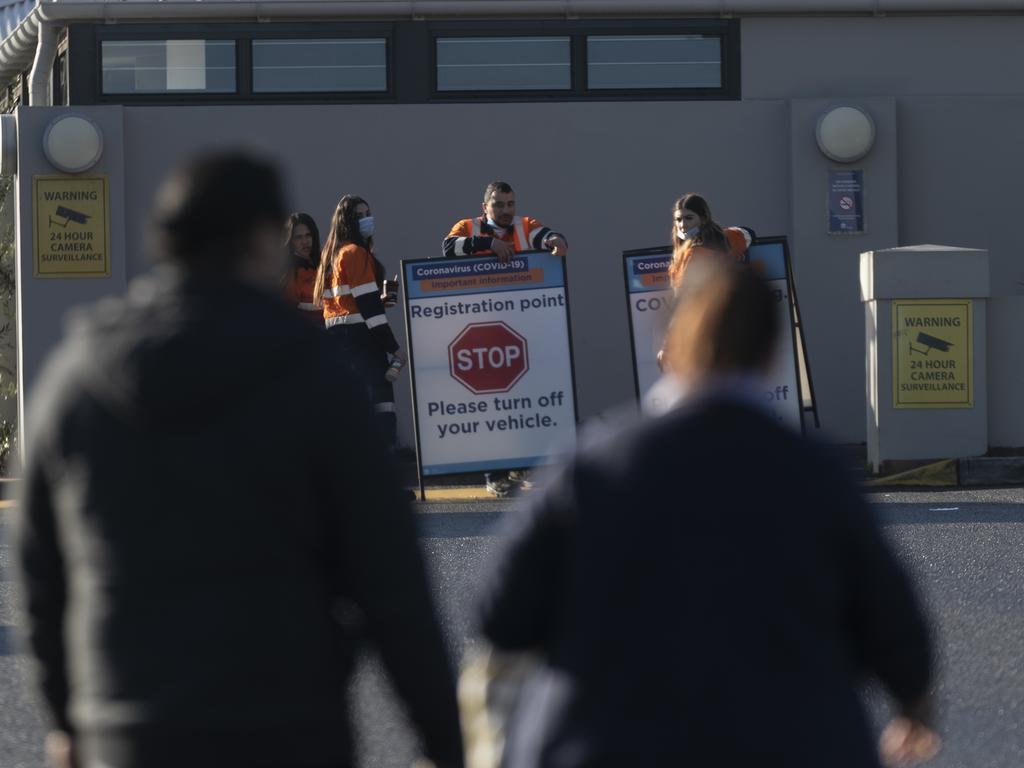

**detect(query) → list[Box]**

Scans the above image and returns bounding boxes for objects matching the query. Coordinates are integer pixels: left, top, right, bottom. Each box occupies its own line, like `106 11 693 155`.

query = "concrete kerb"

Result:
864 459 958 488
866 456 1024 488
416 486 493 502
958 457 1024 487
0 473 504 504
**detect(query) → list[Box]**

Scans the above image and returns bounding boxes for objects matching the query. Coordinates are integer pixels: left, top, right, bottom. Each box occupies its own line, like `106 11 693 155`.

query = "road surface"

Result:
1 489 1022 767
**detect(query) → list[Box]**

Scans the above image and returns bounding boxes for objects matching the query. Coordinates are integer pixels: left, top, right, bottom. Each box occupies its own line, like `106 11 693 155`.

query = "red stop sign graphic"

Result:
448 322 529 394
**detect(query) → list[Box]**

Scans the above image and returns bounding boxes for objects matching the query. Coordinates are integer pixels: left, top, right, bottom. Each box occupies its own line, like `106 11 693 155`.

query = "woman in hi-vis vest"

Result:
659 194 755 374
668 194 753 292
283 212 324 326
313 196 406 452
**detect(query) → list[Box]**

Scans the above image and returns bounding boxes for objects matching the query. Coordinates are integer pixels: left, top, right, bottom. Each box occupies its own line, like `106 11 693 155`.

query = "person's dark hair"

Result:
668 260 778 377
673 193 728 253
153 151 286 270
313 195 369 307
283 212 321 269
483 181 514 203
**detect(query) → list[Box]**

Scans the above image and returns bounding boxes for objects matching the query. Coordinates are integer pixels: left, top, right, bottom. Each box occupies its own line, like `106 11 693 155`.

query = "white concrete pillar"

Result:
861 245 990 472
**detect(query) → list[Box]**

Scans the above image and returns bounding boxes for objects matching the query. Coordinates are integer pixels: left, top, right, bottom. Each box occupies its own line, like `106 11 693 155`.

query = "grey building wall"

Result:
744 16 1024 447
15 106 127 445
742 16 1024 99
119 101 791 448
15 13 1024 451
896 97 1024 447
787 96 899 440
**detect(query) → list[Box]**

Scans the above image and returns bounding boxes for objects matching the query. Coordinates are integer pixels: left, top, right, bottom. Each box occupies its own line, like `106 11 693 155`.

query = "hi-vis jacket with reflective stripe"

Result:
441 216 563 258
285 261 323 325
322 243 399 353
669 227 754 291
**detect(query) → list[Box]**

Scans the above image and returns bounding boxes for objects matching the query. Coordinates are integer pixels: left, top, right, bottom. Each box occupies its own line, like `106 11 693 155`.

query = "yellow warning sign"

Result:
33 175 111 279
892 299 972 409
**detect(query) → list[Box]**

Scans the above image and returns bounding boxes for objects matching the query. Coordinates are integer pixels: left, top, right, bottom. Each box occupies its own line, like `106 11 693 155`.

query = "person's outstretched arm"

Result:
14 426 71 736
834 470 939 763
442 219 496 259
347 245 400 356
525 217 568 257
318 366 463 768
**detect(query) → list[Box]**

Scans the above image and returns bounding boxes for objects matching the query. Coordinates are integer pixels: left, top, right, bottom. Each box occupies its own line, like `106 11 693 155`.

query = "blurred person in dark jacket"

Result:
477 261 938 768
14 152 464 768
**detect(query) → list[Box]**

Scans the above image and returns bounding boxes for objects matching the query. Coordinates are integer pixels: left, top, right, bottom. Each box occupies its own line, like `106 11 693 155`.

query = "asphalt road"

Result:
2 489 1023 768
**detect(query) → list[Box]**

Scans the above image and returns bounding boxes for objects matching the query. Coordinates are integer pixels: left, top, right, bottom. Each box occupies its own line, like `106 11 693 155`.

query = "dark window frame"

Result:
584 33 726 94
67 18 739 106
432 30 576 97
84 22 396 105
251 37 390 95
97 29 243 100
428 18 738 103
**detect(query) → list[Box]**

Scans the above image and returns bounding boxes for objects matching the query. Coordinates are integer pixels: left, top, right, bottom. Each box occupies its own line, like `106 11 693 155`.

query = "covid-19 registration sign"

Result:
622 249 674 402
623 239 805 431
402 251 578 477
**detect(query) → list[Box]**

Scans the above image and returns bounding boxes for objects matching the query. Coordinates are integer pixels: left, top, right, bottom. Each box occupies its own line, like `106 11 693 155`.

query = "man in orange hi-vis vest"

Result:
440 181 569 497
442 180 568 263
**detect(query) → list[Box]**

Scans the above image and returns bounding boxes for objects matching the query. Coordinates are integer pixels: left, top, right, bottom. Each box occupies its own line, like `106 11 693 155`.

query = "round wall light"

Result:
816 106 875 163
43 114 104 174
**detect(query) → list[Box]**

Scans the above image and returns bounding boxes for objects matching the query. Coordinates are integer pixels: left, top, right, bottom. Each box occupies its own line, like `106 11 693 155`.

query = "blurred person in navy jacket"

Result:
478 261 938 768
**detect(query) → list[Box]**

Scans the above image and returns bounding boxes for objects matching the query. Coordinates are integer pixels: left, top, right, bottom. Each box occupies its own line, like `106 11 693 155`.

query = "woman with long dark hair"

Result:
658 194 755 373
283 212 323 326
668 194 753 291
313 195 405 447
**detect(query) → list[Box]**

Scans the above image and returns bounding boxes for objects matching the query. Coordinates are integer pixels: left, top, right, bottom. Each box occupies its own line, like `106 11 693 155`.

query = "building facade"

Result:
2 1 1023 451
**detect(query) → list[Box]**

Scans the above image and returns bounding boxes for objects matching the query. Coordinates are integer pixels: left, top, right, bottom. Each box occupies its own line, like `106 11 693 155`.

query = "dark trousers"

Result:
326 324 397 449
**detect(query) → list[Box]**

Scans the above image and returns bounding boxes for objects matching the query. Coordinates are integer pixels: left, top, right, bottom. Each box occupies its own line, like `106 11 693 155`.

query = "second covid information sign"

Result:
623 238 804 431
402 251 578 477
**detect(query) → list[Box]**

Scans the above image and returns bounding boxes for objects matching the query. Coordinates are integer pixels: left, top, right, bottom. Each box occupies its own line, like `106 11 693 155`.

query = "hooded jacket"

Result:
14 268 463 767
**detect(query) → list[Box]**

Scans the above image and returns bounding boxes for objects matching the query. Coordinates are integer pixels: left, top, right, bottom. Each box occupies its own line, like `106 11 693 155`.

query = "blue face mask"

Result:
358 216 375 238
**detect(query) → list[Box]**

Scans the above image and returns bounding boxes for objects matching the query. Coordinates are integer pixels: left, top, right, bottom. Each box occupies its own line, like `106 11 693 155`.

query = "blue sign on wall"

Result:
828 169 864 234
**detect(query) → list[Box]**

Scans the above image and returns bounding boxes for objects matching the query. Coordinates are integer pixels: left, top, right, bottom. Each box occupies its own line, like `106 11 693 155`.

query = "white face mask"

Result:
358 216 375 238
677 223 700 241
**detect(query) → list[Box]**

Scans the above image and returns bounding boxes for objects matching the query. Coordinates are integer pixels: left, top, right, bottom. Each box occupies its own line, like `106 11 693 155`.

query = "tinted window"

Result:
101 40 236 94
252 39 387 93
587 35 721 90
436 37 571 91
